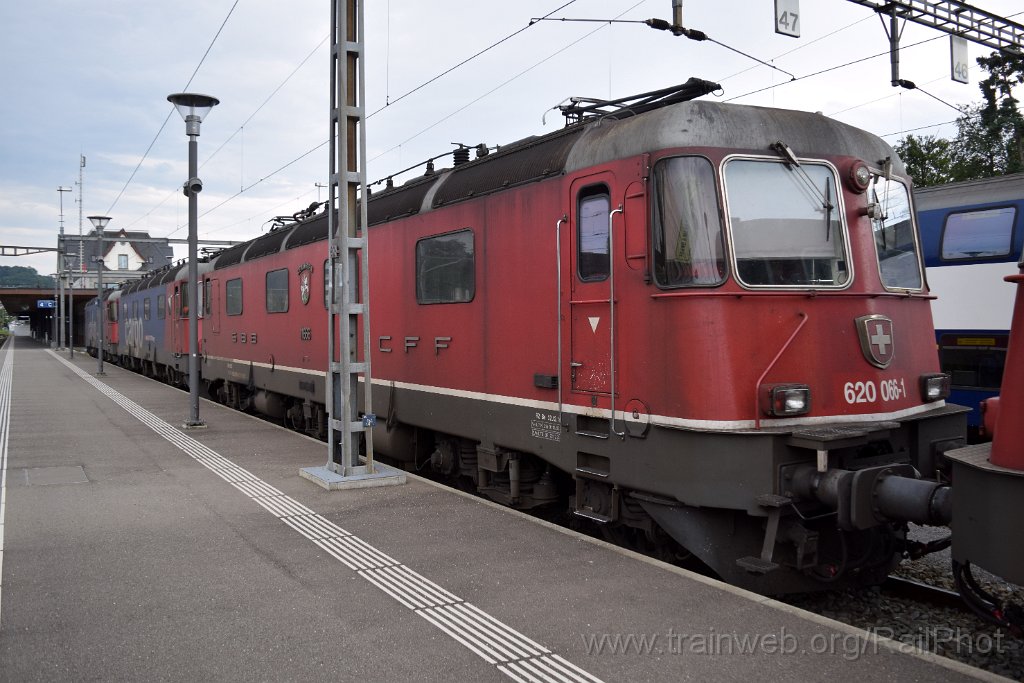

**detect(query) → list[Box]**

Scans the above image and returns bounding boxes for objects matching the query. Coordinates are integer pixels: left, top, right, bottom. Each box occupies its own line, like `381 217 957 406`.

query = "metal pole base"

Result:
300 462 406 491
182 420 208 430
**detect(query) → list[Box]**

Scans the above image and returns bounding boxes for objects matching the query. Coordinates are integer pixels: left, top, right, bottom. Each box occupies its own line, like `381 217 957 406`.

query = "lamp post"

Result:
87 215 110 375
66 253 77 359
168 92 219 428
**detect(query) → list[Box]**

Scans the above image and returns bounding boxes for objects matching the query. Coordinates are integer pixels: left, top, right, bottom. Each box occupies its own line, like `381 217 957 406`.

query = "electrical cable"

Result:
717 15 874 84
532 16 795 81
132 0 587 236
370 1 648 164
105 0 240 217
368 0 581 119
201 34 330 172
121 33 330 234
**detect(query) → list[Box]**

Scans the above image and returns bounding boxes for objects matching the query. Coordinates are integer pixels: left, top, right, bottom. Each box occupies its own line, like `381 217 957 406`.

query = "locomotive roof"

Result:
214 96 901 268
366 98 900 226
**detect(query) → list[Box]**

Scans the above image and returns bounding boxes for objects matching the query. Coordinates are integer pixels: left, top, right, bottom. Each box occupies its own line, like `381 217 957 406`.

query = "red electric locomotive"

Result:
93 81 968 594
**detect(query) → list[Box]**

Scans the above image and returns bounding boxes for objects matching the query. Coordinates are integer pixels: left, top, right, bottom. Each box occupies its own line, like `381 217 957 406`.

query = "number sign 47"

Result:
775 0 800 38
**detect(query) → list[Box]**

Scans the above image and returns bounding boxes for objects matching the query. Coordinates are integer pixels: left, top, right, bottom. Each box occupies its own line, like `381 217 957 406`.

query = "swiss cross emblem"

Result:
298 263 313 305
856 315 894 369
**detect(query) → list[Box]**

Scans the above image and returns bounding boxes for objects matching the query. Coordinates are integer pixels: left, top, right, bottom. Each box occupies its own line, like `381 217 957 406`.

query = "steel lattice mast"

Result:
326 0 375 476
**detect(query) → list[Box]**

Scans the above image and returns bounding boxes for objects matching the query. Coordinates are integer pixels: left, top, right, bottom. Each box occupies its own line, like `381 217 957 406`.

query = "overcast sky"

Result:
1 0 1021 277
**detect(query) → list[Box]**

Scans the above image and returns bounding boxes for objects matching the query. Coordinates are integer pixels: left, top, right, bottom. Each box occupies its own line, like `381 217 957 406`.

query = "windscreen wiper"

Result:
770 141 834 230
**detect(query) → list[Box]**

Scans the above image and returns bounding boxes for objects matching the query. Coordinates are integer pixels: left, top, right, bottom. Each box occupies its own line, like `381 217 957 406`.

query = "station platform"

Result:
0 336 1002 681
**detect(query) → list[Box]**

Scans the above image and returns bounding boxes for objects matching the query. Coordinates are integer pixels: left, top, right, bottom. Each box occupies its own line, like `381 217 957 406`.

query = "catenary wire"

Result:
173 3 1019 231
147 0 587 238
104 0 240 217
368 0 581 119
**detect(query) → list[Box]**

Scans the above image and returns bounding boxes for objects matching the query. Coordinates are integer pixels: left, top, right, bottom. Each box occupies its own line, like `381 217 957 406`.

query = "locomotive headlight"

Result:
848 161 871 193
761 384 812 417
920 373 951 402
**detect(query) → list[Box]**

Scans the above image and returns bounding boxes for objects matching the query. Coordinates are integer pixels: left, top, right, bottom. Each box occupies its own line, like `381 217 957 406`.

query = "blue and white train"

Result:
915 172 1024 438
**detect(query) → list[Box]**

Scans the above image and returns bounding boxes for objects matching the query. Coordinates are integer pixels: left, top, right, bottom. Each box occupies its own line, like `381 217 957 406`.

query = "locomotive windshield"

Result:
724 159 849 288
868 175 923 290
651 156 727 287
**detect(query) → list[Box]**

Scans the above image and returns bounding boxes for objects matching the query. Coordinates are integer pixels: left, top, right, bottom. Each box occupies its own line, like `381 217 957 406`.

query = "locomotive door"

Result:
173 283 187 356
206 277 220 334
568 176 615 396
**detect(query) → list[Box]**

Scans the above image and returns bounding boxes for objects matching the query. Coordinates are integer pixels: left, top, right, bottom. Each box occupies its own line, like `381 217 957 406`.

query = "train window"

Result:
416 230 475 304
725 159 849 288
144 298 151 321
868 176 923 289
109 301 118 322
203 279 211 316
577 189 610 281
939 333 1008 390
266 268 289 313
651 156 726 287
940 207 1015 261
180 283 188 317
157 294 165 320
132 300 138 319
226 278 243 316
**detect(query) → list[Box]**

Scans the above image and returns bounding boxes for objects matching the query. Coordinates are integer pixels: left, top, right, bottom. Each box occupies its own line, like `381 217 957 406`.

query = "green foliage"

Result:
0 265 55 288
976 51 1024 175
894 134 953 187
896 50 1023 187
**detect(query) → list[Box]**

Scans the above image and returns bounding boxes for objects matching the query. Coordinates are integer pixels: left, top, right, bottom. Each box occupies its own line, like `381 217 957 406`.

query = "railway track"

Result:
881 575 969 612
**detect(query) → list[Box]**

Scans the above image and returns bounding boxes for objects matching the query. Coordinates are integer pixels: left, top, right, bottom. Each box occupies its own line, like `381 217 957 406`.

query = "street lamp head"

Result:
87 215 111 230
167 93 219 136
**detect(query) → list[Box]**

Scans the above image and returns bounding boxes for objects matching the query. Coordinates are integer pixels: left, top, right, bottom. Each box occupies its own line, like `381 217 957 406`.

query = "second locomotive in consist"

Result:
88 81 967 594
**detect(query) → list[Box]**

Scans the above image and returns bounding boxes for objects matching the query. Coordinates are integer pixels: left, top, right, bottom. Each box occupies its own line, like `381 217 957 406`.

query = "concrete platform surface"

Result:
0 338 1000 682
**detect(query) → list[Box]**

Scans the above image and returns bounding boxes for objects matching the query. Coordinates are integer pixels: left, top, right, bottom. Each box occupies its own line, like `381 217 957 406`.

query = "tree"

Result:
894 134 953 187
949 103 1004 181
976 51 1024 175
894 50 1023 186
0 266 55 288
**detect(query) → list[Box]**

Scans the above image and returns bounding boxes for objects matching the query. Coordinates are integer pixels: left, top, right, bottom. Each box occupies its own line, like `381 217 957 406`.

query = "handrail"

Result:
556 215 567 428
754 311 808 430
609 204 625 439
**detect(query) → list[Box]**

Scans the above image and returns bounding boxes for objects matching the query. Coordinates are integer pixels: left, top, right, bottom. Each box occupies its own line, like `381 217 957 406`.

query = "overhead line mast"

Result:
846 0 1024 87
302 0 402 490
847 0 1024 54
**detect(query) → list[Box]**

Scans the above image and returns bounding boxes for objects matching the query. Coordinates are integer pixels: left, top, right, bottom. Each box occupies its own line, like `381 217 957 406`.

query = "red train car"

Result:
97 83 968 594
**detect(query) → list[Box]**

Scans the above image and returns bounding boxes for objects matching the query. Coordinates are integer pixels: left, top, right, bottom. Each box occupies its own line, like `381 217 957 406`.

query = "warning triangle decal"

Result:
588 317 600 333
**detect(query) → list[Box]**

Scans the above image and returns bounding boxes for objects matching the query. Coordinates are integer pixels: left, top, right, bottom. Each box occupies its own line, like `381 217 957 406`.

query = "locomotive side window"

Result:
203 279 212 316
180 283 188 317
144 297 151 321
577 189 610 281
157 294 165 320
266 268 289 313
416 229 475 304
868 175 923 289
226 278 243 316
940 207 1015 261
725 159 849 288
651 156 726 287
